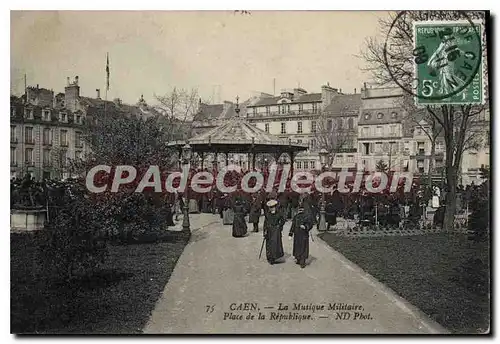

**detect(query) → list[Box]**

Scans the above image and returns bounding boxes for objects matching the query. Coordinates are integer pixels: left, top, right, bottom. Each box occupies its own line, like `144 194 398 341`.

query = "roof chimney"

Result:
354 88 357 94
67 77 70 86
75 76 79 85
96 89 101 99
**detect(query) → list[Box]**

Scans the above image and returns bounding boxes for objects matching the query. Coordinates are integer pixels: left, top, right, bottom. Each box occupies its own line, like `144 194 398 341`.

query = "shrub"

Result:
468 185 489 243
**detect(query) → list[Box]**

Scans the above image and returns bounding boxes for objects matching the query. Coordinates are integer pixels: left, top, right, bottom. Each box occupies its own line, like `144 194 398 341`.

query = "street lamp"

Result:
318 148 329 232
181 143 192 232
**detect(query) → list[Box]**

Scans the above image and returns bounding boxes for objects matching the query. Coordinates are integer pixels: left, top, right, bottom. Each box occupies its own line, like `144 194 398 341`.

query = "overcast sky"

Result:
11 11 388 105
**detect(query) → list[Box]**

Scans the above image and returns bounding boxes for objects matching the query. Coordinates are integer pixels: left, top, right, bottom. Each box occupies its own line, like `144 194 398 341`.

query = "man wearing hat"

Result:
263 199 285 265
289 202 314 268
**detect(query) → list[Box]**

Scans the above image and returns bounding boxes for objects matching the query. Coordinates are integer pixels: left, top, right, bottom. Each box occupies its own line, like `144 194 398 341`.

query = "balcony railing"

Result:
25 161 35 167
25 139 35 145
10 138 18 143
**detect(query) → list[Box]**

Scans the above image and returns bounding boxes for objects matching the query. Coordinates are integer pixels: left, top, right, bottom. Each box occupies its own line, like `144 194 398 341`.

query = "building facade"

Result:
10 76 157 180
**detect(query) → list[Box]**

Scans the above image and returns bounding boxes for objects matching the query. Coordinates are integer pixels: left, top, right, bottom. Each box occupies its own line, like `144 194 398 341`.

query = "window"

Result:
75 131 82 148
327 120 333 131
43 149 51 166
264 123 269 133
298 104 303 114
43 128 51 145
297 139 302 144
296 161 302 169
43 110 50 121
60 113 67 122
391 112 398 118
25 127 34 144
280 122 286 134
364 113 371 120
297 122 303 134
310 139 316 150
376 126 382 136
375 142 382 153
390 125 396 135
436 141 444 151
486 131 490 146
25 148 33 165
310 161 316 169
10 147 16 166
278 105 284 114
25 109 34 120
311 121 317 133
10 107 15 117
363 143 370 155
337 118 343 129
10 126 16 143
312 103 318 114
303 161 309 170
252 107 257 115
416 128 422 136
286 104 290 113
377 113 384 119
348 118 354 129
418 141 425 155
60 130 68 146
347 155 354 163
404 141 410 151
266 106 270 115
362 127 369 137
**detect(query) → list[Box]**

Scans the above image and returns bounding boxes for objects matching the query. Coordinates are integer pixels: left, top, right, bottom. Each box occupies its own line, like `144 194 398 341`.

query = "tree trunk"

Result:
443 166 457 231
427 140 436 187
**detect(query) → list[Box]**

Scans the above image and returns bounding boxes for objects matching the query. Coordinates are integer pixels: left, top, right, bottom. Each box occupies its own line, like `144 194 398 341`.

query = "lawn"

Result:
319 232 490 334
11 230 190 334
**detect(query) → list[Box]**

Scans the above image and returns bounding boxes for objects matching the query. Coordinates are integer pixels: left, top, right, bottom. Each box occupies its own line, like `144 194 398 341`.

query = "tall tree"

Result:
315 111 355 166
155 87 201 140
360 10 489 231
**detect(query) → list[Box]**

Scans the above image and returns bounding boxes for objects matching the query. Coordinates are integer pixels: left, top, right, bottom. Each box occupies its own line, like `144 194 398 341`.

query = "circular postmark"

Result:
383 11 483 102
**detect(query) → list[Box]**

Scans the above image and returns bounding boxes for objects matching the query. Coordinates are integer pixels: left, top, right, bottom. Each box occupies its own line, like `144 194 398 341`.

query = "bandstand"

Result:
168 97 309 174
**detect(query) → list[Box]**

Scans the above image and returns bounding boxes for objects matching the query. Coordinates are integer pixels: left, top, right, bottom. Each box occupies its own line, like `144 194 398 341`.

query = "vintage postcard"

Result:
10 10 491 334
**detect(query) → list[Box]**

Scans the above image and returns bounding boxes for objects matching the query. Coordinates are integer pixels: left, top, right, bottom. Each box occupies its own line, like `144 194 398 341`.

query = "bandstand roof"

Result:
168 117 309 154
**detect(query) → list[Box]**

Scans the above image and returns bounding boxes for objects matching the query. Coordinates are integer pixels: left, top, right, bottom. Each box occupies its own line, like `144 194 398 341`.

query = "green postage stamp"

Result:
413 20 484 106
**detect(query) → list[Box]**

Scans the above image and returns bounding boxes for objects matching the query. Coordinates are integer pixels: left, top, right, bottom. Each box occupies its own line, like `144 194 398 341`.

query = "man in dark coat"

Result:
263 199 285 265
232 199 248 237
249 192 264 232
325 197 337 230
289 205 314 268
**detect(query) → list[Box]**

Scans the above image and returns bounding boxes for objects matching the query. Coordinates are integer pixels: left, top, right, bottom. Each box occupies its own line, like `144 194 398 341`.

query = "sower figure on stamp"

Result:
289 203 314 268
263 199 285 265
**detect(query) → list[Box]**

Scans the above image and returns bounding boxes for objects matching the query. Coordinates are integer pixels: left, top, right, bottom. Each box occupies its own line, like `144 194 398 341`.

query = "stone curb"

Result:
313 230 450 334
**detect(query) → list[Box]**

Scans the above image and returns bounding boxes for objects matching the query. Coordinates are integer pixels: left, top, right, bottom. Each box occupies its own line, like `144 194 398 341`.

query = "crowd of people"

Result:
163 172 488 267
11 169 487 266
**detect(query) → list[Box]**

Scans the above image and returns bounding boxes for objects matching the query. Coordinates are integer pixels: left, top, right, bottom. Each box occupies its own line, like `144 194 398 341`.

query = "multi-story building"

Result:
246 85 362 171
358 85 406 172
10 76 157 180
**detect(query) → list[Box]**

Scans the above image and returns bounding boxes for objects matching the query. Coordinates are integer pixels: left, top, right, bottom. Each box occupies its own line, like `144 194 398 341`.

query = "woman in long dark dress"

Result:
263 200 285 264
232 199 248 237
